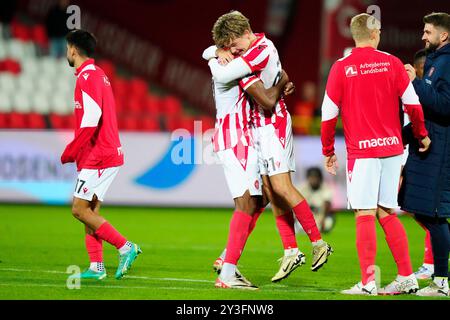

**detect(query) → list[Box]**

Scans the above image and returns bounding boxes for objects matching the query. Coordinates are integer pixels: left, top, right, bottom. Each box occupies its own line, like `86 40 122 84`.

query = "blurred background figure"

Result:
45 0 70 58
295 167 335 234
291 81 317 135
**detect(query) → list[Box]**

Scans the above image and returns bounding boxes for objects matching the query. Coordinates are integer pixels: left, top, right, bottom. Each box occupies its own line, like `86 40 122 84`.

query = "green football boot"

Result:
115 243 142 279
69 268 107 280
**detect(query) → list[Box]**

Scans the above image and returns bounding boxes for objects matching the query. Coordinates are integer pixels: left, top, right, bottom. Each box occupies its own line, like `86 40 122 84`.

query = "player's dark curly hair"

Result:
66 29 97 57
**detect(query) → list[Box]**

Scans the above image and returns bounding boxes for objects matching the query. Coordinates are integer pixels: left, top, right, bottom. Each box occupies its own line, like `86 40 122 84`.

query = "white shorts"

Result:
216 146 262 199
255 114 296 176
73 167 120 202
346 155 402 210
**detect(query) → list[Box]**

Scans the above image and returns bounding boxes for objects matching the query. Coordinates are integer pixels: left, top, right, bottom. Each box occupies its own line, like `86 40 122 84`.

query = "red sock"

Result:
248 207 264 234
95 221 127 249
224 211 253 265
423 229 434 264
415 219 434 264
292 200 321 242
275 212 298 249
85 233 103 262
356 215 377 285
379 214 413 276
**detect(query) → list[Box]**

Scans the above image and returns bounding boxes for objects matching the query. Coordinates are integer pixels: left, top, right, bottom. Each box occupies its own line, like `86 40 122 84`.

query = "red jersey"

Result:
240 33 289 128
61 59 124 171
321 47 428 159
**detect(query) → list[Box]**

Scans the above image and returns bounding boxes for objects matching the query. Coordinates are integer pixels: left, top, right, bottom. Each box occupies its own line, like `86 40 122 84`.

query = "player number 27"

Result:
74 179 86 193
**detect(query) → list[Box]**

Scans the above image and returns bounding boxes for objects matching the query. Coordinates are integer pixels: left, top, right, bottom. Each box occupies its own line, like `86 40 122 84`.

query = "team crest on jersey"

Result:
275 161 281 168
82 73 89 80
83 187 88 194
74 101 82 109
254 180 260 190
428 67 435 77
345 65 358 77
103 75 111 86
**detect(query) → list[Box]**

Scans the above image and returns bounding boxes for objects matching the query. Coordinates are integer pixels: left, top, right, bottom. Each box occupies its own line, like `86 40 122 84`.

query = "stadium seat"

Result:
27 112 46 129
162 95 182 116
49 113 69 129
96 59 115 81
2 58 21 74
125 96 145 115
11 22 31 42
9 112 28 128
119 116 139 131
30 24 49 48
198 115 215 132
139 116 160 132
32 92 51 114
129 77 148 99
12 94 32 113
0 113 8 128
112 77 129 101
0 91 13 113
145 94 161 115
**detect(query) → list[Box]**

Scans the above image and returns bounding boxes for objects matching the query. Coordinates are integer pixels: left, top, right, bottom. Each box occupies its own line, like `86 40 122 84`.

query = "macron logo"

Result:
359 136 400 149
345 65 358 77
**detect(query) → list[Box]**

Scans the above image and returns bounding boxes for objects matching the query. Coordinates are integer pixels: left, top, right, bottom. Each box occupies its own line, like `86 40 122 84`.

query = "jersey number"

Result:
75 179 86 193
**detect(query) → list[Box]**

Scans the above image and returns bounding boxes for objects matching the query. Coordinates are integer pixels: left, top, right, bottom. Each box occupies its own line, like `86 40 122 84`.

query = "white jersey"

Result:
240 33 289 128
211 73 254 152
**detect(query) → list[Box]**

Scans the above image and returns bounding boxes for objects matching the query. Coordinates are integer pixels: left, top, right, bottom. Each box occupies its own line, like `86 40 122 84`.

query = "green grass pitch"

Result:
0 204 446 300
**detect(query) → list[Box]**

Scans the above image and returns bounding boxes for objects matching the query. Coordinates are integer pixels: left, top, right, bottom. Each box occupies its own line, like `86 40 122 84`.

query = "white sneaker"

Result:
378 274 419 295
311 242 333 271
213 257 224 274
416 279 449 297
212 257 249 284
414 264 434 280
341 281 378 296
271 251 306 282
215 274 259 290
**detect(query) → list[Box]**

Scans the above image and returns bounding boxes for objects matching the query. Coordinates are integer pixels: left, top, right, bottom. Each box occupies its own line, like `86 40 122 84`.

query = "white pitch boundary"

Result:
0 267 335 293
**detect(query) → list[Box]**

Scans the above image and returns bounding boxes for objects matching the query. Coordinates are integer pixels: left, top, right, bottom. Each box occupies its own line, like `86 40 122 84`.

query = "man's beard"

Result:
426 39 440 53
67 58 74 67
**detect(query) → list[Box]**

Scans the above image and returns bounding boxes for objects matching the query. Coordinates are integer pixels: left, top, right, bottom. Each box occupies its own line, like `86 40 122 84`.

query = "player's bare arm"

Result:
245 70 291 110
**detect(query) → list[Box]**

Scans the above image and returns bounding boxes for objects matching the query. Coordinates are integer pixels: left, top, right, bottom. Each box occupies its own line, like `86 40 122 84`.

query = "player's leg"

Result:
413 218 435 279
415 215 450 297
214 147 261 289
341 158 379 295
376 155 418 295
263 175 306 282
216 191 259 290
260 117 332 271
80 195 106 279
72 168 141 280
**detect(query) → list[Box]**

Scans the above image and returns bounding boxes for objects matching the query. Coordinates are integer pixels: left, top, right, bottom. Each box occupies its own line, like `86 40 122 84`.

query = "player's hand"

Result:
216 48 234 65
284 82 295 96
324 154 338 176
281 69 289 83
404 64 416 81
419 136 431 152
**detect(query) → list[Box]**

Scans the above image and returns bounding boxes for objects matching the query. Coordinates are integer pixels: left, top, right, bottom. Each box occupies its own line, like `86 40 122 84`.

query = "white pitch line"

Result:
0 267 212 284
0 267 336 293
0 282 210 291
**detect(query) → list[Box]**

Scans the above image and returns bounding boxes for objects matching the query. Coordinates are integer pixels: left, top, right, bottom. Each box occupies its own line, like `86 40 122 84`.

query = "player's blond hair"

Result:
350 13 381 42
212 11 252 48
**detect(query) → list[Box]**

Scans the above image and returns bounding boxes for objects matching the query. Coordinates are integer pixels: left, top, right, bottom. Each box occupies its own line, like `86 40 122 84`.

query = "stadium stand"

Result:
0 20 215 133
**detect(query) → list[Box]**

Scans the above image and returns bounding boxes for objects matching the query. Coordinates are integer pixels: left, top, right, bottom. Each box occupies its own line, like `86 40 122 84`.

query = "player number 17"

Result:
74 179 86 193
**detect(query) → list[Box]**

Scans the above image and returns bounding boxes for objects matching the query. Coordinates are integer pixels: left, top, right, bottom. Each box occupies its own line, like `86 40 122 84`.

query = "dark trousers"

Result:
414 214 450 278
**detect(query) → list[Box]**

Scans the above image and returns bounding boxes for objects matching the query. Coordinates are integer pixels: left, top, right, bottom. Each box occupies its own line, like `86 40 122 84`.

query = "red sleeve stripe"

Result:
321 117 338 156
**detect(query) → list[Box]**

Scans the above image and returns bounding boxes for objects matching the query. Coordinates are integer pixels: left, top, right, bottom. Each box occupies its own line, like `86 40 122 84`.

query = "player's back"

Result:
241 34 288 127
75 61 123 168
328 47 407 158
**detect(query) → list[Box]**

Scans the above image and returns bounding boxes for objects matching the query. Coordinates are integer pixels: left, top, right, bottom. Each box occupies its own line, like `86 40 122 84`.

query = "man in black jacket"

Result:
401 12 450 297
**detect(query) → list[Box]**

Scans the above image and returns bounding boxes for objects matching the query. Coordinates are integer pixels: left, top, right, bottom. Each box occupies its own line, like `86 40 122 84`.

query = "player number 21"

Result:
74 179 86 193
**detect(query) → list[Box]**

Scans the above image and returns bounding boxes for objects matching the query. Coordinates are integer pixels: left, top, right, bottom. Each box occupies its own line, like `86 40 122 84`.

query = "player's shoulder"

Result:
375 49 403 64
77 64 106 86
243 33 272 58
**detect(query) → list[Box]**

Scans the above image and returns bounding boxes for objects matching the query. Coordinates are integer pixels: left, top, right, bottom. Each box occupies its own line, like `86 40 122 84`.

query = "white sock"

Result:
434 277 448 288
219 249 227 260
220 263 236 280
89 262 105 272
119 241 133 255
284 247 299 256
423 263 434 271
312 239 325 247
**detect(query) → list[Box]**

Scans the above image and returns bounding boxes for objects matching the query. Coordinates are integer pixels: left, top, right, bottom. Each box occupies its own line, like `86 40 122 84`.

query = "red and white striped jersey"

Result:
211 69 254 152
61 59 124 171
240 33 289 128
321 47 428 159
